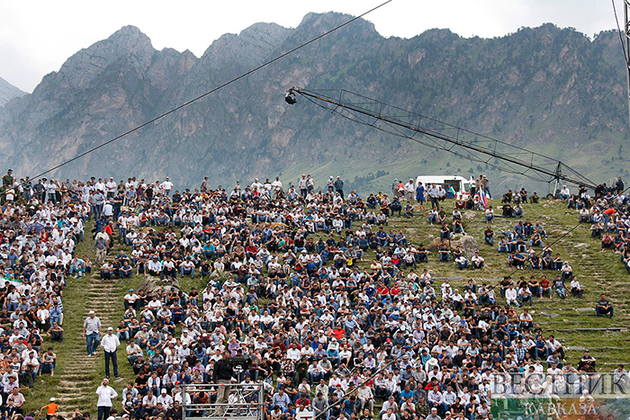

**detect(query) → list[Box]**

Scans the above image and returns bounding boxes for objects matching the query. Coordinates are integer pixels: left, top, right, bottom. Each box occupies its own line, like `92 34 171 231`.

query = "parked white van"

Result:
415 175 471 200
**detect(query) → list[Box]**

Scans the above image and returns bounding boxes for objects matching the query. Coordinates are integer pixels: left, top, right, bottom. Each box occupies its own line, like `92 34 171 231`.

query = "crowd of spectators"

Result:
57 173 619 420
0 169 85 413
562 179 630 281
0 169 624 420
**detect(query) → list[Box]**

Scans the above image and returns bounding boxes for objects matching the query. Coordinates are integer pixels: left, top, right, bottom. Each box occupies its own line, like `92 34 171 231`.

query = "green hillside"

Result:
22 195 629 414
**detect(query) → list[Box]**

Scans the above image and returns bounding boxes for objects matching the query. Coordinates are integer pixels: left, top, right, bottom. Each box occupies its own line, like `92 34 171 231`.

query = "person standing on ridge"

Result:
163 177 174 196
334 176 344 199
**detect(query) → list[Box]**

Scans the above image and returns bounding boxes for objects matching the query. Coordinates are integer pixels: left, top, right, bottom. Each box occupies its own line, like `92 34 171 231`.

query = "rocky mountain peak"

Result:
0 77 25 107
36 25 154 94
0 15 626 193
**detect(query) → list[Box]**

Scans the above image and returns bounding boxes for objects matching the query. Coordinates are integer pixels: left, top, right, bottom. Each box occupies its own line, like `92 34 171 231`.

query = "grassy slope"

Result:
22 197 629 412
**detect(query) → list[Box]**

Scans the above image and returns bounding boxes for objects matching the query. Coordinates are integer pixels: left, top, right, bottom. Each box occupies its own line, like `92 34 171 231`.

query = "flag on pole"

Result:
477 190 488 210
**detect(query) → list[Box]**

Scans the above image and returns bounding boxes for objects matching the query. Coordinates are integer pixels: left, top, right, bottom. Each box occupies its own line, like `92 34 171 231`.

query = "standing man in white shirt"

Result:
404 179 415 203
101 327 121 380
271 177 283 199
162 177 174 196
427 184 440 211
106 178 117 198
96 378 118 420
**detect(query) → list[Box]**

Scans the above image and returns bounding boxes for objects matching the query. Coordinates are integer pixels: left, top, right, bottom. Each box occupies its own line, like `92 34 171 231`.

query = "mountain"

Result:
0 14 627 194
0 76 25 107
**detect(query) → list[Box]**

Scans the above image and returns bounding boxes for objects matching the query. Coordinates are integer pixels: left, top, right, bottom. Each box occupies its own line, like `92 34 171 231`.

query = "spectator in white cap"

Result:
101 326 121 380
96 378 118 420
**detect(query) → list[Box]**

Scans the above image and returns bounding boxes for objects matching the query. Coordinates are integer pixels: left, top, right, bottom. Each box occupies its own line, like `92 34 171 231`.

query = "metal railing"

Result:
182 382 264 420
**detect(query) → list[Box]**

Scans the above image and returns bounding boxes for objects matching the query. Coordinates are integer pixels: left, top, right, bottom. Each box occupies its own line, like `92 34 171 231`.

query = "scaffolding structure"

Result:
182 382 264 420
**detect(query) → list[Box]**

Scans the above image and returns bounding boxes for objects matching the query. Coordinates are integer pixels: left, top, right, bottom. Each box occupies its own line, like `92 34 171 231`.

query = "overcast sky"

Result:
0 0 619 93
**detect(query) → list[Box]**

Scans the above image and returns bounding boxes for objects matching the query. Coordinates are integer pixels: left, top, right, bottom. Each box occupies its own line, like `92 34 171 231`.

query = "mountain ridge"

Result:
0 14 626 193
0 76 25 107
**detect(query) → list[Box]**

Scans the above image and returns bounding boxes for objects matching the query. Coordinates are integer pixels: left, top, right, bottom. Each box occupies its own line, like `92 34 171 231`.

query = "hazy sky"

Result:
0 0 619 93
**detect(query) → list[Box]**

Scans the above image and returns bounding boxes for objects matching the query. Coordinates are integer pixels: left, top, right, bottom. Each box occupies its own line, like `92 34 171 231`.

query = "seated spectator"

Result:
427 209 438 225
440 224 450 241
578 350 596 371
485 207 494 223
570 276 584 298
601 233 614 251
539 276 552 298
596 294 613 318
591 222 604 239
100 262 114 280
403 202 413 218
484 226 494 246
512 251 525 269
452 220 464 234
531 192 540 203
529 254 541 270
47 322 64 343
497 238 508 252
454 255 468 270
438 245 451 262
560 261 573 281
119 260 133 278
471 252 484 269
416 244 428 263
518 287 533 305
553 275 566 299
530 232 544 248
505 285 519 307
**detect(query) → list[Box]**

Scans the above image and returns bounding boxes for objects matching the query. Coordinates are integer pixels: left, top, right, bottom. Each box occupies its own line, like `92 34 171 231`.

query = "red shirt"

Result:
332 328 345 339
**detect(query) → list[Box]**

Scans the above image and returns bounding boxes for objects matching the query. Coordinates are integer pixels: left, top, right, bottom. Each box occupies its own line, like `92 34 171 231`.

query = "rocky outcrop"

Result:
452 236 480 257
427 235 479 257
137 274 180 295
